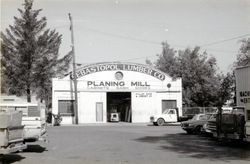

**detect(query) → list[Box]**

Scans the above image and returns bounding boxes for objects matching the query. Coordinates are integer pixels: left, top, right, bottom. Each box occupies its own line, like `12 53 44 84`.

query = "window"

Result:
191 115 199 121
28 106 40 117
199 115 207 120
58 100 74 115
168 110 175 114
3 99 14 102
16 107 28 116
247 110 250 121
162 100 177 113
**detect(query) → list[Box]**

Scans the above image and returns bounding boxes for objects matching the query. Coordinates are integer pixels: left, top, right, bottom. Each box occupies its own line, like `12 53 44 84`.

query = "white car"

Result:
150 109 178 126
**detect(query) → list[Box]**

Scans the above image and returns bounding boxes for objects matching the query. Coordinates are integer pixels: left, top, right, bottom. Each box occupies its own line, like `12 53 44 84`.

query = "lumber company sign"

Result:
70 63 166 81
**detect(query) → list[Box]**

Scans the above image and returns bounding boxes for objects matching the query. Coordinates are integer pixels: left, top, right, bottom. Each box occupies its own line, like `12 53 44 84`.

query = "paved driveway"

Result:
1 124 250 164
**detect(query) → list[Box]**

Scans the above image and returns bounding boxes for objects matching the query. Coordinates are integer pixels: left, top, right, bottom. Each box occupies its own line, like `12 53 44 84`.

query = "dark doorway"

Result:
107 92 131 122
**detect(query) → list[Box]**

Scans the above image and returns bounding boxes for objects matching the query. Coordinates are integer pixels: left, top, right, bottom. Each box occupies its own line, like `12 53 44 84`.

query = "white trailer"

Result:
235 65 250 141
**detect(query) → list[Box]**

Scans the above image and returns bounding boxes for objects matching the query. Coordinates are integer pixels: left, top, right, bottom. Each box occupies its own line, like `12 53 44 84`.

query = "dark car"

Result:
181 114 212 134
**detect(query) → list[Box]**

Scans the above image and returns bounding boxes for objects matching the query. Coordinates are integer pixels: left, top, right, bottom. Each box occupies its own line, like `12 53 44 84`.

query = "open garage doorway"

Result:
107 92 132 123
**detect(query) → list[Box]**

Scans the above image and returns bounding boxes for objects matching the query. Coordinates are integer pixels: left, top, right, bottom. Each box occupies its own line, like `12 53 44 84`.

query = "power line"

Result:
80 27 248 54
53 24 249 51
76 26 250 49
115 55 157 63
201 33 250 47
83 27 161 45
54 25 248 63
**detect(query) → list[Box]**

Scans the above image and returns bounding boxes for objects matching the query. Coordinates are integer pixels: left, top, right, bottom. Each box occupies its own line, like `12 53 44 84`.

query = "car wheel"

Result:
195 126 202 134
157 118 165 126
186 130 193 134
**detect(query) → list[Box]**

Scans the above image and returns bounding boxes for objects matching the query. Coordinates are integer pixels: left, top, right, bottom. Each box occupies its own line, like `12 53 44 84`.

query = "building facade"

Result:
235 65 250 120
52 62 182 124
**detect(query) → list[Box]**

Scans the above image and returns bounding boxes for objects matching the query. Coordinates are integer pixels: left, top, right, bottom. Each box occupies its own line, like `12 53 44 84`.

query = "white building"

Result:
52 62 182 124
235 65 250 116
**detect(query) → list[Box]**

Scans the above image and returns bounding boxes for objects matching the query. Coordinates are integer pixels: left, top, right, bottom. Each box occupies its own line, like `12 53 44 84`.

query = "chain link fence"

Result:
181 107 218 120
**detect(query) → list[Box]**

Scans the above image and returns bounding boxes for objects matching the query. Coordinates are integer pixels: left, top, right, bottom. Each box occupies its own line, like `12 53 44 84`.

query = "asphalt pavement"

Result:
1 123 250 164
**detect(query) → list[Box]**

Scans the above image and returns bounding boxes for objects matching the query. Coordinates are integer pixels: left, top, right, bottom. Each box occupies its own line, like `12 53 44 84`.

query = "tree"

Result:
149 41 230 107
178 47 221 107
236 38 250 66
1 0 71 104
154 42 179 79
216 72 235 107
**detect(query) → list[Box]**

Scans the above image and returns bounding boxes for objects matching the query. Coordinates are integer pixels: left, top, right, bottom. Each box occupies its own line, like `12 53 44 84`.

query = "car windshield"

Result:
191 114 200 120
232 107 245 115
209 114 216 119
200 114 212 120
163 109 170 114
222 109 232 114
191 114 211 121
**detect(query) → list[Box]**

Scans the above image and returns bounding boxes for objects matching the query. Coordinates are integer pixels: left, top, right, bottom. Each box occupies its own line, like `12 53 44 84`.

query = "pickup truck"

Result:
150 108 178 126
0 110 26 155
205 106 250 142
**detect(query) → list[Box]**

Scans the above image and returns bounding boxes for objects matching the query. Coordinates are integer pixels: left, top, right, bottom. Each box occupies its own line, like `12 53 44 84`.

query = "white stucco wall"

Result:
131 92 157 123
78 92 107 123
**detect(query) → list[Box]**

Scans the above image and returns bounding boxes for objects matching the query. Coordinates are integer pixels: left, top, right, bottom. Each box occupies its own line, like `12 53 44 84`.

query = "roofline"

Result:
64 61 182 80
0 103 39 106
75 61 169 76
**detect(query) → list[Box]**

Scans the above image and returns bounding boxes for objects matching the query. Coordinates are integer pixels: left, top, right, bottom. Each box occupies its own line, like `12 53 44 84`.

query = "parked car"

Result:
181 113 212 134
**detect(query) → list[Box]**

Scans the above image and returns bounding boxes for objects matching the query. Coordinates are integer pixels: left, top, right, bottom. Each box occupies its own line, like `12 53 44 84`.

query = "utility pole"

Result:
68 13 78 124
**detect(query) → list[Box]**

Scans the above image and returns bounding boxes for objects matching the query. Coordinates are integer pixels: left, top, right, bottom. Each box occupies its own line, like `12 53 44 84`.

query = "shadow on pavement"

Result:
147 123 181 126
0 145 46 163
23 144 47 153
135 133 250 161
0 154 25 164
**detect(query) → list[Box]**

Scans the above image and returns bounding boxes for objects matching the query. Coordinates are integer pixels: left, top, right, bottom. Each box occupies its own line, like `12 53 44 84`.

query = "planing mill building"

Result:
52 62 182 124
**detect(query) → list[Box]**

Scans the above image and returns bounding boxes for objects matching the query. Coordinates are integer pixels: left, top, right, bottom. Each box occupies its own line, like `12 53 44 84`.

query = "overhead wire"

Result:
77 26 249 53
52 25 249 63
52 24 249 49
200 33 250 47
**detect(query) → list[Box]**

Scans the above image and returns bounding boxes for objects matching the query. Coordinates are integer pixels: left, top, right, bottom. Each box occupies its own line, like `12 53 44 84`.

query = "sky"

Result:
1 0 250 73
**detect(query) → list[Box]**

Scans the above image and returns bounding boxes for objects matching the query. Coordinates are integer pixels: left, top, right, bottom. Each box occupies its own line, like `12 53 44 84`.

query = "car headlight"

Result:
203 123 207 128
188 123 195 127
